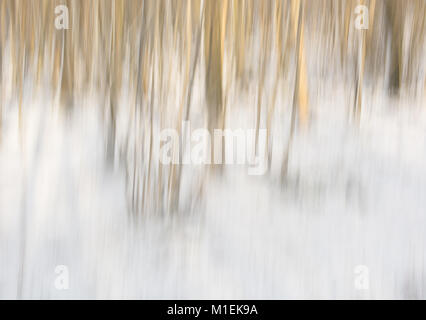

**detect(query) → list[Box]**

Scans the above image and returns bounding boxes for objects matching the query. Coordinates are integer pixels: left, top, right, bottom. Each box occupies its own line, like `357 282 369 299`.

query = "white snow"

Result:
1 76 425 299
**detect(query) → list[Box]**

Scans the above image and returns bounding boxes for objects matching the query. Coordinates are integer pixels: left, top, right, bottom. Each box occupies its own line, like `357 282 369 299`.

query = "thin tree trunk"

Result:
282 0 308 179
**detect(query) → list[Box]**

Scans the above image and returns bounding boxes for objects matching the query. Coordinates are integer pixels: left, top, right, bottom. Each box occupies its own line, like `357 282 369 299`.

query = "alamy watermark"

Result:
354 265 369 290
354 5 369 30
54 265 69 290
159 121 267 176
55 5 69 30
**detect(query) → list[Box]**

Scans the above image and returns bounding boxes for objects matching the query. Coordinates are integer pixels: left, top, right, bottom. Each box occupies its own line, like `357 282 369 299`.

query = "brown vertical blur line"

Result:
143 0 162 215
162 1 174 212
354 0 367 121
105 0 125 165
170 0 192 214
418 0 426 97
220 0 228 71
204 0 223 159
294 0 309 127
167 0 189 214
0 0 5 144
58 0 74 110
218 0 227 129
186 6 206 210
282 0 307 179
232 0 246 86
408 0 425 97
142 64 154 215
341 0 351 70
15 1 39 297
132 1 145 215
366 0 376 47
266 0 289 172
158 4 165 214
400 0 424 98
221 0 232 167
255 0 272 156
385 0 403 96
156 0 165 106
53 0 74 110
147 1 158 215
176 0 206 214
185 1 203 123
51 1 61 98
36 1 47 85
354 0 376 121
218 0 227 168
128 0 148 216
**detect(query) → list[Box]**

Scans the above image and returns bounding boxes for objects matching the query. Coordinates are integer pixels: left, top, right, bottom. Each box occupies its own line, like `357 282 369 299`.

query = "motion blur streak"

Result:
0 0 425 299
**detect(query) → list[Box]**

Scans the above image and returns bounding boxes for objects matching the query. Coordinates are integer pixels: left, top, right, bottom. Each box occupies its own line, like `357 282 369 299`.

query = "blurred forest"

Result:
1 0 426 300
0 0 425 216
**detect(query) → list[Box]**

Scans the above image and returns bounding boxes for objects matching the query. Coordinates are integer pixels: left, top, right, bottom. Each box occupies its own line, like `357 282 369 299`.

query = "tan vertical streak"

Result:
0 0 5 143
342 0 352 69
204 0 223 134
58 0 74 110
255 0 271 153
167 0 194 214
266 0 285 170
291 0 309 126
386 0 403 94
220 0 228 67
354 0 375 120
233 0 246 82
282 0 309 178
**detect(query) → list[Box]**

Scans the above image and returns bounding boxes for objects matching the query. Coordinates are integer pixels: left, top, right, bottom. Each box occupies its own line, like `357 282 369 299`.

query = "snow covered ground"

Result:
1 76 425 299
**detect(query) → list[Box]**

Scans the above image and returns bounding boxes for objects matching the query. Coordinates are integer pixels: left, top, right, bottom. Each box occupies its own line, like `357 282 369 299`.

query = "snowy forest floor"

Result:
1 82 426 299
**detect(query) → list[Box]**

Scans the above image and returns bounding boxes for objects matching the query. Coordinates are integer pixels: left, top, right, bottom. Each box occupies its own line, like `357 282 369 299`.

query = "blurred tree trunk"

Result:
204 0 223 139
282 0 308 178
385 0 403 95
0 0 5 143
58 0 74 110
